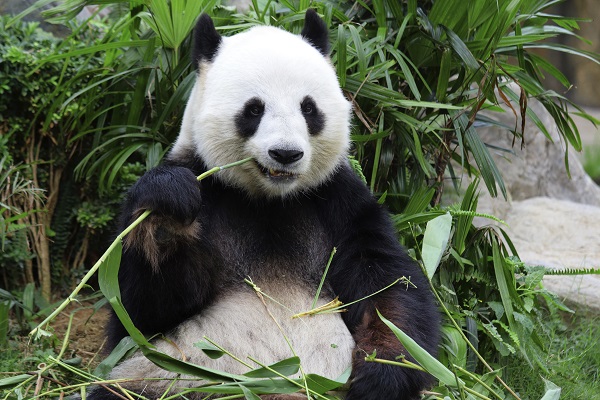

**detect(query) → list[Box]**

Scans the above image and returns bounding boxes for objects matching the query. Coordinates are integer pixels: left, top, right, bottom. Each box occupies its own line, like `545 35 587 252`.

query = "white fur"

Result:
110 283 354 398
172 25 352 197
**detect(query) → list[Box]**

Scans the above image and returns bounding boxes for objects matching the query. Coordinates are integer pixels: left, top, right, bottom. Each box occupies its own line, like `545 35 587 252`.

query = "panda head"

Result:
171 10 352 198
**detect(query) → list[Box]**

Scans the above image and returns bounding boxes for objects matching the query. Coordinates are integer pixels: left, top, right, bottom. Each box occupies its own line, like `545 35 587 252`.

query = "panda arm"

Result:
107 163 216 348
318 164 440 400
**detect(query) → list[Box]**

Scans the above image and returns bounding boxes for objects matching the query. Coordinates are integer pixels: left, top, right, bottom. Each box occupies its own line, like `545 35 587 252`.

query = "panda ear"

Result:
301 9 330 57
192 14 222 70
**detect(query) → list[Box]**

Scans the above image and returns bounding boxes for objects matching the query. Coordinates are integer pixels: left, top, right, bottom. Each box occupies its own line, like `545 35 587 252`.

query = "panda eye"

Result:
249 105 263 116
301 98 316 115
244 99 265 118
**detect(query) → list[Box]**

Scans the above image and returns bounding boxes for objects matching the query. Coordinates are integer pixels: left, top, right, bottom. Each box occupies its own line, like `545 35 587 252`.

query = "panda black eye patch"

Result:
235 97 265 138
301 96 325 135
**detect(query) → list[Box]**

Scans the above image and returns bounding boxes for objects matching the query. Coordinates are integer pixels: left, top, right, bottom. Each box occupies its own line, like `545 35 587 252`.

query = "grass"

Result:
503 304 600 400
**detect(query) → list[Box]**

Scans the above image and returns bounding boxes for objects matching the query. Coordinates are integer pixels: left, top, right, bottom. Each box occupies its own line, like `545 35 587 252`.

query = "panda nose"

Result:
268 149 304 164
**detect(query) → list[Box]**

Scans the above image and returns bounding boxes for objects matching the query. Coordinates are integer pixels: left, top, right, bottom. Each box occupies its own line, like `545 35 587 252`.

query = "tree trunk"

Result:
26 135 63 301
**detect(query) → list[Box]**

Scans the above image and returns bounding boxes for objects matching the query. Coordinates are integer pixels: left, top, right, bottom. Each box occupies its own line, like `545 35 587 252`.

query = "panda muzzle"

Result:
255 161 298 180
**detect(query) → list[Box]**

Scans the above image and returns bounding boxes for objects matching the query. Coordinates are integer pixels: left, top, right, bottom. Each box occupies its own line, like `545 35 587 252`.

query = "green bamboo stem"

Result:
29 157 253 340
311 247 336 309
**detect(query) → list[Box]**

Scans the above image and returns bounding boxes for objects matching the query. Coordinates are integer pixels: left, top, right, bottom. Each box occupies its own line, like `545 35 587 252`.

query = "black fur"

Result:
300 9 330 56
301 95 325 135
191 13 222 69
235 97 265 138
101 153 439 400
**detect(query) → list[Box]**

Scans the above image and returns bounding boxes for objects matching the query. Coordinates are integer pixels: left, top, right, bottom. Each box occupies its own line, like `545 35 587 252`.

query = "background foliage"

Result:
1 0 599 399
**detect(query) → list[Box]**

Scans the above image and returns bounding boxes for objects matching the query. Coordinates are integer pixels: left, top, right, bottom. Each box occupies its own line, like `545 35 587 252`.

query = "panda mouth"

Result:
256 162 298 181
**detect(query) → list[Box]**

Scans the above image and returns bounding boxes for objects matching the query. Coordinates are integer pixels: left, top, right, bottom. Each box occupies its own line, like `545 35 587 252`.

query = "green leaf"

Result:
0 374 31 388
199 377 299 395
194 339 226 360
0 302 8 346
239 384 262 400
453 180 478 254
378 311 463 387
392 211 447 232
33 40 148 66
98 239 152 346
141 348 248 382
492 241 515 327
304 372 349 394
93 336 138 378
443 26 479 71
441 326 467 368
540 378 562 400
336 24 347 86
98 240 123 303
436 48 452 101
347 24 367 80
244 357 300 378
461 115 506 198
421 212 452 279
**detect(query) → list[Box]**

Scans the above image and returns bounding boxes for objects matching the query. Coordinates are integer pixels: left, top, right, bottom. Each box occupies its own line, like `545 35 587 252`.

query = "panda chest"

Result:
205 201 331 283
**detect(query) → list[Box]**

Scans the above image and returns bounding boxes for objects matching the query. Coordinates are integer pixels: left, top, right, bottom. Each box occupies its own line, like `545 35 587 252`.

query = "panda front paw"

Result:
121 165 202 267
126 165 202 226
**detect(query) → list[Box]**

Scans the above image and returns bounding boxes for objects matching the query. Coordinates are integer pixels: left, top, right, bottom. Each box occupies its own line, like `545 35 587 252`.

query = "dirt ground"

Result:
35 302 111 369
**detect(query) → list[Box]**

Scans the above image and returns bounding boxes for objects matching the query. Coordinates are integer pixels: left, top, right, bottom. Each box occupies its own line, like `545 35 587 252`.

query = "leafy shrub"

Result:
0 15 145 296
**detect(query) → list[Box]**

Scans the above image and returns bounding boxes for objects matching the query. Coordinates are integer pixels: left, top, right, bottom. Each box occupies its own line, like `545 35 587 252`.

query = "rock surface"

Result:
468 99 600 309
504 197 600 309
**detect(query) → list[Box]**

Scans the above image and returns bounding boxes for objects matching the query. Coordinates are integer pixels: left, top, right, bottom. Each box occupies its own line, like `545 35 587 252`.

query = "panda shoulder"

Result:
317 160 374 209
165 148 207 175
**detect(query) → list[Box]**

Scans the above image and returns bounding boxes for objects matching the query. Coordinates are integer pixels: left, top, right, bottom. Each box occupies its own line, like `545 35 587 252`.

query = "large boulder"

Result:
466 97 600 309
475 99 600 217
504 197 600 309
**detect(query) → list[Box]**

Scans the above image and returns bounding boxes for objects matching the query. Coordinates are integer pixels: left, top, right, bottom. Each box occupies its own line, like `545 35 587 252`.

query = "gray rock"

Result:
476 98 600 217
224 0 252 12
462 96 600 308
503 197 600 309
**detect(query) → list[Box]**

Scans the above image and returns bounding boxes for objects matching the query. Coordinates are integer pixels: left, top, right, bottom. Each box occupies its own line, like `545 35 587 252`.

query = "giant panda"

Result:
92 9 440 400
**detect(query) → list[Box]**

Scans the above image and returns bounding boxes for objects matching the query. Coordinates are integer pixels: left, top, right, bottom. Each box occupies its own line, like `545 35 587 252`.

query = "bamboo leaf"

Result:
492 240 515 327
436 48 451 101
392 211 447 232
347 25 367 80
336 24 347 87
462 117 507 199
194 340 226 360
199 377 298 395
304 372 349 394
378 312 464 387
0 374 31 388
453 180 478 254
345 77 461 109
443 26 479 71
421 212 452 279
540 378 562 400
93 336 138 378
141 347 249 382
244 357 300 378
33 40 147 67
239 384 262 400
